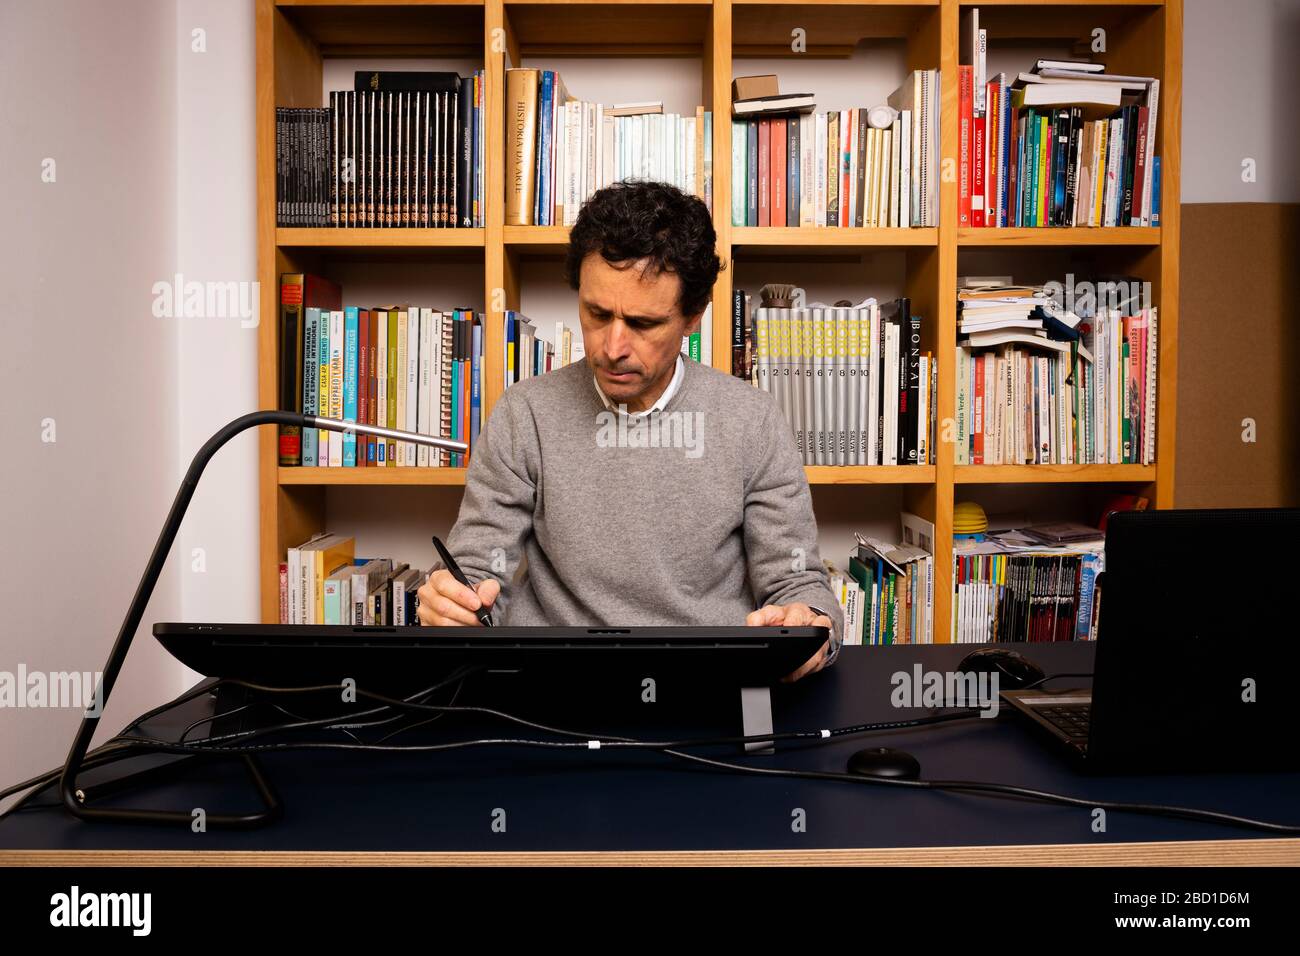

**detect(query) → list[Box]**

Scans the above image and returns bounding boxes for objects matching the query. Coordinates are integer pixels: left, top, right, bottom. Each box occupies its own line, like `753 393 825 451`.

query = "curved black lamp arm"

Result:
58 410 467 827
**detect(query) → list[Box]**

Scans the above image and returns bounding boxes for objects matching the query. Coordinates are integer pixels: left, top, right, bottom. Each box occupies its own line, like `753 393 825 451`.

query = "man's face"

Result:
578 253 701 413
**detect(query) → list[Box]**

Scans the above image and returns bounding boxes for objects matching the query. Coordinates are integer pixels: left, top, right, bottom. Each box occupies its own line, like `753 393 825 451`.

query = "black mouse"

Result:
846 747 921 780
957 647 1046 689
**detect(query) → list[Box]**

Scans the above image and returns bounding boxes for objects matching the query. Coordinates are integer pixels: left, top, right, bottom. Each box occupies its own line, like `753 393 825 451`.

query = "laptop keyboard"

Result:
1037 703 1091 741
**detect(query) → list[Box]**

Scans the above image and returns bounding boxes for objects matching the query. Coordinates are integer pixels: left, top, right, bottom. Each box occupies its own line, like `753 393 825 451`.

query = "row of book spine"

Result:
278 274 484 469
281 532 427 626
729 70 939 229
502 306 712 391
954 307 1157 465
952 550 1103 643
505 68 714 225
742 295 935 466
274 74 485 228
962 71 1160 228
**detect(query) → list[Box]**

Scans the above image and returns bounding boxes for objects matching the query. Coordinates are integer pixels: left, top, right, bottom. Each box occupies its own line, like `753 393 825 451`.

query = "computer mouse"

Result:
846 747 921 780
957 648 1046 689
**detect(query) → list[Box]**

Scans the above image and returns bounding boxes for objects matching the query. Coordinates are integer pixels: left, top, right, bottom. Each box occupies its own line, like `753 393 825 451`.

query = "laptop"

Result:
152 623 829 689
1000 508 1300 773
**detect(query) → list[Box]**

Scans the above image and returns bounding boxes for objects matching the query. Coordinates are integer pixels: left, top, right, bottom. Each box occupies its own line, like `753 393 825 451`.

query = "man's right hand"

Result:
415 569 500 626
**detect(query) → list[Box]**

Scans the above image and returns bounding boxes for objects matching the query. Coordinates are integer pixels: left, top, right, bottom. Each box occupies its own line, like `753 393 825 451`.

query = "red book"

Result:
972 353 985 464
278 273 342 465
757 119 770 227
1130 106 1149 226
958 66 972 227
840 110 851 227
972 113 986 227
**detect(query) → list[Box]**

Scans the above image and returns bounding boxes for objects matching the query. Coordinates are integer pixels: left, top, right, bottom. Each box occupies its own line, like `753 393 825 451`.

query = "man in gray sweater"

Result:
416 181 843 680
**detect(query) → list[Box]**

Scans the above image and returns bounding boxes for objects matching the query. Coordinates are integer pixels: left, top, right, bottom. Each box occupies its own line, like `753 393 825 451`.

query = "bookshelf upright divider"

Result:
256 0 1181 643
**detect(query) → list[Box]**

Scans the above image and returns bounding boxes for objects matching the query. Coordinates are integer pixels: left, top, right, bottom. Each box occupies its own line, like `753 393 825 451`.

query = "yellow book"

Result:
505 69 540 225
315 536 356 624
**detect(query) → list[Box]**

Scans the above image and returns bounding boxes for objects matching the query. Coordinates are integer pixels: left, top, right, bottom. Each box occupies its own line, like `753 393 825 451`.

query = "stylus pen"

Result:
432 535 493 627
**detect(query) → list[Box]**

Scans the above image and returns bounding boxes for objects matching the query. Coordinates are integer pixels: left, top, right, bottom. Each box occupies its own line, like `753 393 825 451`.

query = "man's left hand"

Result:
746 602 833 682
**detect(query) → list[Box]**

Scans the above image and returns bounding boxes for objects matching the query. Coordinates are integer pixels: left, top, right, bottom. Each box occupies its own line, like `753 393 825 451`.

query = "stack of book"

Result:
954 278 1157 465
278 274 484 469
827 513 936 645
736 290 935 466
281 532 428 626
729 69 940 228
505 69 713 225
951 522 1105 643
274 70 486 228
959 8 1160 228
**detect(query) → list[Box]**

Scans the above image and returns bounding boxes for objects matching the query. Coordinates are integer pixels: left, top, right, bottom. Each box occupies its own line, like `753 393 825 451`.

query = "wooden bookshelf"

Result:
256 0 1181 642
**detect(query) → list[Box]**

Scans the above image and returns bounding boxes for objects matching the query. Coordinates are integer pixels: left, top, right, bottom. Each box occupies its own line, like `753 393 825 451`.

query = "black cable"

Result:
81 728 1300 835
654 748 1300 835
9 672 1299 836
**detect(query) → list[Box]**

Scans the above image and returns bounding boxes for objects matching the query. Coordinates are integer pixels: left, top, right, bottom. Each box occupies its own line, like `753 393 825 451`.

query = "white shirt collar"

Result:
592 355 685 420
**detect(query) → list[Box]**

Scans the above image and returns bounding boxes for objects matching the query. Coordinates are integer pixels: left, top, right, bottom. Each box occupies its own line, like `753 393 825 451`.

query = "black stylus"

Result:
432 535 493 627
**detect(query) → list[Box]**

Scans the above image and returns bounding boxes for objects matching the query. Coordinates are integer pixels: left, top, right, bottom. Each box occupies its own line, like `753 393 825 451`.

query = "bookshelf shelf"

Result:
503 225 573 251
956 227 1160 246
279 467 470 486
954 464 1157 484
257 0 1181 643
277 228 487 249
806 465 936 484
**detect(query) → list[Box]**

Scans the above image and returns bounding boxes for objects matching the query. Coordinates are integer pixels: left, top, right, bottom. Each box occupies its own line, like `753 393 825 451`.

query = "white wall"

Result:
0 0 182 803
1182 0 1300 203
174 0 259 682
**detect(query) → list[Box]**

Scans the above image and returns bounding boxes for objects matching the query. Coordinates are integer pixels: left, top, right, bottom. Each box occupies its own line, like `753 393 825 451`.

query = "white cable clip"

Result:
820 729 831 738
588 740 601 750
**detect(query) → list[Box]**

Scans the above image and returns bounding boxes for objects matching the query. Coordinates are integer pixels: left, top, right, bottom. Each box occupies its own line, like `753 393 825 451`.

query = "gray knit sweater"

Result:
443 356 844 662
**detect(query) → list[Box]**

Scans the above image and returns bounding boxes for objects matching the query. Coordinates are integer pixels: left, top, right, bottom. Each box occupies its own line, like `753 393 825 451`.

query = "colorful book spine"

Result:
342 307 359 467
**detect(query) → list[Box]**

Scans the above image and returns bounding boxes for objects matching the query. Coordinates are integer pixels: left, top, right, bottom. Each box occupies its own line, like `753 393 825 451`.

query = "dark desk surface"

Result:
4 644 1300 865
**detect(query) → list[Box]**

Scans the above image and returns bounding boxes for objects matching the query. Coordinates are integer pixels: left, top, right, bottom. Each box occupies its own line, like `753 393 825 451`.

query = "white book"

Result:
811 309 825 464
815 112 827 227
917 353 928 465
699 301 712 368
287 544 301 624
845 309 860 465
393 310 407 465
794 311 809 463
328 310 344 466
1140 79 1160 226
1104 116 1124 226
883 320 899 464
833 309 847 465
417 308 434 467
864 303 878 464
898 110 911 227
731 120 746 226
888 117 901 227
827 309 840 464
405 308 419 465
432 312 444 465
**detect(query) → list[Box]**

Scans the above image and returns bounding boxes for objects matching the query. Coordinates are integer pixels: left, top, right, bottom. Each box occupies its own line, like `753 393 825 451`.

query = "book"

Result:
279 274 342 466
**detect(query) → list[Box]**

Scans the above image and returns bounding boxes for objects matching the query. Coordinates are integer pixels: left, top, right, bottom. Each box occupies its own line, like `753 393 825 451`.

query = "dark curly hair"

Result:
564 180 723 318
